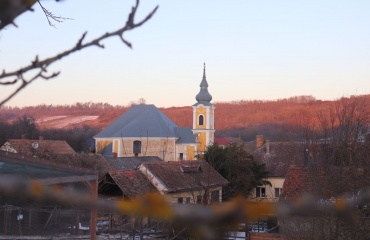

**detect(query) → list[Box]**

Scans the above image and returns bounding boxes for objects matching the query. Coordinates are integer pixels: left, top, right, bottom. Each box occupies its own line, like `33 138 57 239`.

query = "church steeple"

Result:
192 63 215 155
195 63 212 104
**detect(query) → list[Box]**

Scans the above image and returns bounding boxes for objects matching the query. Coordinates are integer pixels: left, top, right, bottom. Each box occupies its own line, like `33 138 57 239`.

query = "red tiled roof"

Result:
4 139 76 156
281 165 366 201
252 142 307 177
280 165 314 200
214 138 229 145
141 160 228 193
107 170 157 198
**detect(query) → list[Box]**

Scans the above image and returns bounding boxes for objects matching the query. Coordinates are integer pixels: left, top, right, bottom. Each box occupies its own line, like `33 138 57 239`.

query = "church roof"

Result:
175 127 197 144
194 63 213 107
95 104 179 138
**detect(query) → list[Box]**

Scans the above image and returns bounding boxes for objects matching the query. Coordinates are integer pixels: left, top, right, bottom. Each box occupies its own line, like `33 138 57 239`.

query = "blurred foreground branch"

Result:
0 0 158 107
0 176 369 239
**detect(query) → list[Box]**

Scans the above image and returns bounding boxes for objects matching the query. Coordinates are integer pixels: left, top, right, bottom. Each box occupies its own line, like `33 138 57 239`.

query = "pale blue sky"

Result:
1 0 370 108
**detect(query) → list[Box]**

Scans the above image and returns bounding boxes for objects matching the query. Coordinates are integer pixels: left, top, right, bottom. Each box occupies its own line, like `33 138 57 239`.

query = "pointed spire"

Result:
203 62 206 80
195 63 212 104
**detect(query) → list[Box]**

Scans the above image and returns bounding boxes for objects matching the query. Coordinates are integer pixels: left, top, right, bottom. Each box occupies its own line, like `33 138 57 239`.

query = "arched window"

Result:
133 140 141 156
198 115 204 126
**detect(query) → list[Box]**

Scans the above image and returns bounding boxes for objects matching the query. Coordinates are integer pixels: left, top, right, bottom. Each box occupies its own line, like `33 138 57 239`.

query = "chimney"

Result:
256 135 265 148
266 140 270 154
21 134 27 140
39 136 44 140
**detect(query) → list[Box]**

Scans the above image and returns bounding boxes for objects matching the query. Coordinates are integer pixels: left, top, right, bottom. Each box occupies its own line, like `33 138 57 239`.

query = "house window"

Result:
256 187 266 198
177 198 183 204
133 140 141 156
275 188 282 198
185 197 190 204
198 115 204 126
211 190 220 203
197 195 202 204
179 153 184 160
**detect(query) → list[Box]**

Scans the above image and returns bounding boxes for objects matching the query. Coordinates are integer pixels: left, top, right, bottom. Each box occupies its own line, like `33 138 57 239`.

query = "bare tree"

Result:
281 95 370 240
0 0 158 106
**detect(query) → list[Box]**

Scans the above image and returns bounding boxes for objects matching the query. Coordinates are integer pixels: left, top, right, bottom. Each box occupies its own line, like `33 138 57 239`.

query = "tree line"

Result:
0 115 99 153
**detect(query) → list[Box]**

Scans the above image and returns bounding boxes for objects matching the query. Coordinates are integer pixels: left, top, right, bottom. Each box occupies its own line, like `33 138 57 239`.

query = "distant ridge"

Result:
1 95 370 136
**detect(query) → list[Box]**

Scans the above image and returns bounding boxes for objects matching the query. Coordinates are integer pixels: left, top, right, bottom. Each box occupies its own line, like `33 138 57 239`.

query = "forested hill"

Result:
1 95 370 141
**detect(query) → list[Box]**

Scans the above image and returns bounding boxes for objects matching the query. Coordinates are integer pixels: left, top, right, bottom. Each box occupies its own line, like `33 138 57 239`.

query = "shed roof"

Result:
141 160 228 193
102 170 157 198
0 151 95 179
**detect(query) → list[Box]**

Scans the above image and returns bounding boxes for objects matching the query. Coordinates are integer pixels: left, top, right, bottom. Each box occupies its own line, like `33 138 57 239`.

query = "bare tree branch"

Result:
37 0 73 28
0 1 159 107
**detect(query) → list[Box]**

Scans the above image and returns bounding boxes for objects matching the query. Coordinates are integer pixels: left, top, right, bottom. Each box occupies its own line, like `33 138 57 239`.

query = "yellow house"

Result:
248 135 326 202
94 64 215 161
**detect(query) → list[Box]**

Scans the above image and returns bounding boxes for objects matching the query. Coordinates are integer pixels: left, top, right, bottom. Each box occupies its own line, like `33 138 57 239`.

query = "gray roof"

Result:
108 156 162 170
194 64 213 106
175 127 197 144
95 104 179 138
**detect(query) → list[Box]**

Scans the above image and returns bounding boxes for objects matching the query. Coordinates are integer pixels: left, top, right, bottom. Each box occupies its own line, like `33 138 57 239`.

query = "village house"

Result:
99 160 228 204
247 135 330 202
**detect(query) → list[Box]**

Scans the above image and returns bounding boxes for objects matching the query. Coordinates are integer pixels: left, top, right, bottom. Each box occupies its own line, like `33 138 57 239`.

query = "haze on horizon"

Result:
1 0 370 108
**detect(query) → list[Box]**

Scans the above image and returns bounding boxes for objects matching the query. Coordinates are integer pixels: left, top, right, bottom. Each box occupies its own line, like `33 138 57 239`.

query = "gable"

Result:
0 141 17 153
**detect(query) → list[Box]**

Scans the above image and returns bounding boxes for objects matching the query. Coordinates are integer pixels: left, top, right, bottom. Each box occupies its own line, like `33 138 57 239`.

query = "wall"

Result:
164 186 223 204
118 138 176 161
249 177 285 201
95 139 112 154
175 144 196 160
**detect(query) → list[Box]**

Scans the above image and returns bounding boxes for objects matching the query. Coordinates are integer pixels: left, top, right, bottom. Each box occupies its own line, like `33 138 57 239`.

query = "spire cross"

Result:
203 62 206 79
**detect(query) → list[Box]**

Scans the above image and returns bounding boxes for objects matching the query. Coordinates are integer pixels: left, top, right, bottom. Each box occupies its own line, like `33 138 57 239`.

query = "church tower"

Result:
192 63 215 154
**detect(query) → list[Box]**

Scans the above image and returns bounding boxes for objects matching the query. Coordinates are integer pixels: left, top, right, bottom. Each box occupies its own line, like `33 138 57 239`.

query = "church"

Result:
94 64 215 161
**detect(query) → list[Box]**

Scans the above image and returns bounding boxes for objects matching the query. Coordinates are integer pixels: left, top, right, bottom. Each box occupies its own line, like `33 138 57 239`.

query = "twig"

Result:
0 1 159 107
37 0 72 28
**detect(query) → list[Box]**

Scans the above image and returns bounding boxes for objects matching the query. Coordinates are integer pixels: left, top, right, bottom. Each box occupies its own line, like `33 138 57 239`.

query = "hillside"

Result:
1 95 370 141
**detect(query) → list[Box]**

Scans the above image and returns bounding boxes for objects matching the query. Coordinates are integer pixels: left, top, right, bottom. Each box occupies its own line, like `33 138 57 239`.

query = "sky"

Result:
1 0 370 108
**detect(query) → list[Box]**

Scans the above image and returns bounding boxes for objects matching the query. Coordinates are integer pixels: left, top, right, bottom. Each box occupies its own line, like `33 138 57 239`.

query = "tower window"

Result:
133 140 141 156
198 115 204 126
